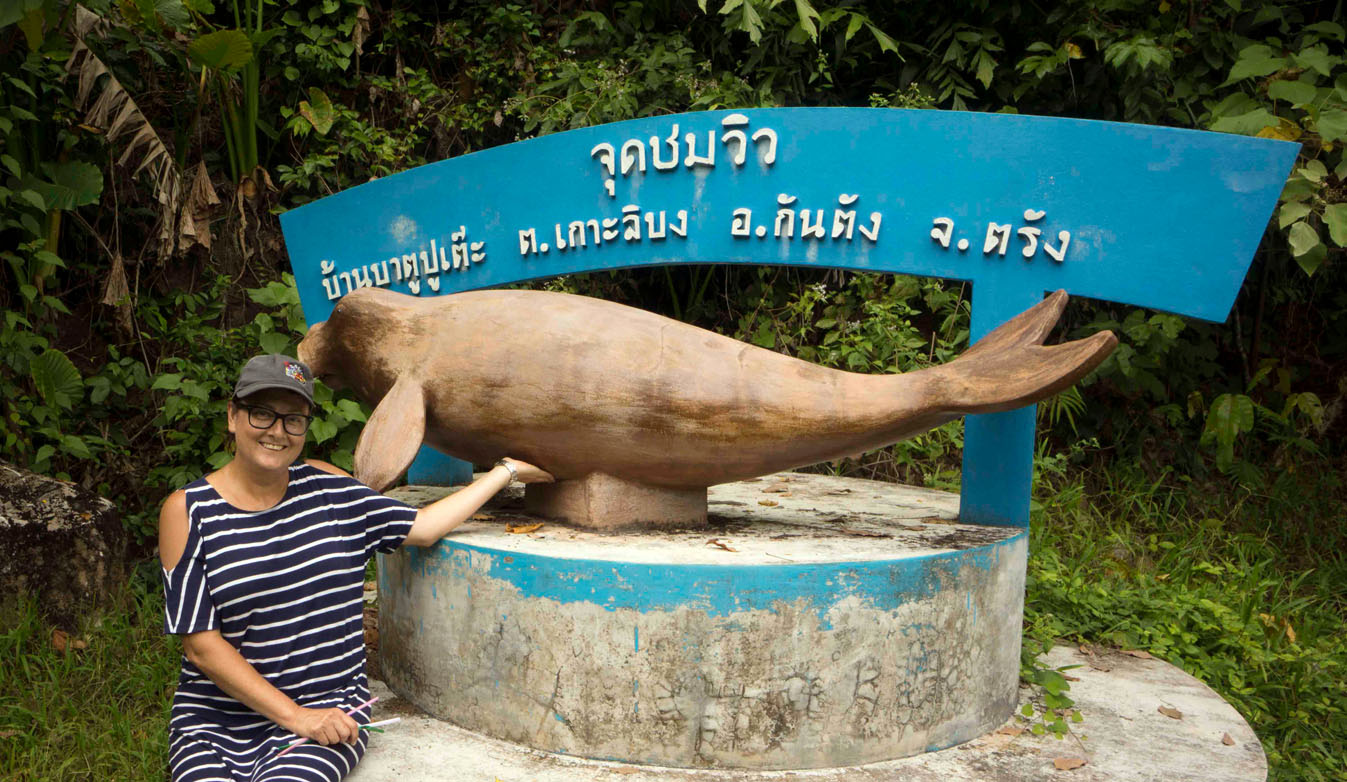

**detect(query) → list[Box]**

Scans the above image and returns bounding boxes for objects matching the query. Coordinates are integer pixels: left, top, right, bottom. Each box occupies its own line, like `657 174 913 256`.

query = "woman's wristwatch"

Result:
495 459 518 484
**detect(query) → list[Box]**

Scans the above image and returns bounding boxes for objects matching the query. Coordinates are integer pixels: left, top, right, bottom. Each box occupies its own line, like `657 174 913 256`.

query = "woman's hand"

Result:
284 706 361 745
499 457 554 484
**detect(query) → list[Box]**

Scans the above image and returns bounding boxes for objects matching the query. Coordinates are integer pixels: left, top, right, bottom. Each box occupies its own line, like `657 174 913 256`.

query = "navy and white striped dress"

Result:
162 463 417 781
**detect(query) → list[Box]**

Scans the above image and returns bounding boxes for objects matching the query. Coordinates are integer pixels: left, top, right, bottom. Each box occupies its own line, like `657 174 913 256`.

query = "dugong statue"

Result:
298 287 1115 528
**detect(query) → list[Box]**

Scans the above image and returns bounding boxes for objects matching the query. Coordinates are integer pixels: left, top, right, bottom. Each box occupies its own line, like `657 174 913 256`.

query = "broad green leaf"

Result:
1287 220 1319 256
259 331 290 354
1205 393 1254 451
189 29 253 70
1299 159 1328 182
335 398 367 423
24 161 103 211
1278 202 1310 228
297 87 335 135
249 28 285 49
17 189 44 210
1267 79 1317 106
867 22 900 56
1 154 19 176
1255 117 1301 141
1293 45 1335 76
1323 203 1347 247
1316 109 1347 143
1224 55 1286 84
61 434 92 460
154 0 189 30
310 417 337 444
30 348 83 410
18 6 44 51
844 12 863 42
152 373 183 390
1210 108 1279 136
1304 22 1345 41
0 0 42 29
792 0 819 41
1295 242 1327 276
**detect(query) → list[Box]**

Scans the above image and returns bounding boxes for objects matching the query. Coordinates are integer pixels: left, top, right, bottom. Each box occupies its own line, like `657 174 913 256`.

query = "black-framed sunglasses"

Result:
235 402 313 436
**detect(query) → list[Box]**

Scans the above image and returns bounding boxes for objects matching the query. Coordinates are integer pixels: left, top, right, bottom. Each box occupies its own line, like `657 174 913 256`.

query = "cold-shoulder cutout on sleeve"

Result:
158 489 189 572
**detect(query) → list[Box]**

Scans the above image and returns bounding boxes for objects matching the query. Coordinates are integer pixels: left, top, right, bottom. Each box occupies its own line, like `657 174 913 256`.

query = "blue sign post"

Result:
280 108 1295 527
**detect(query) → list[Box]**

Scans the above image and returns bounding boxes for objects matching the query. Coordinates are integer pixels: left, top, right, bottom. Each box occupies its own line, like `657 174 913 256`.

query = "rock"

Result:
0 461 126 628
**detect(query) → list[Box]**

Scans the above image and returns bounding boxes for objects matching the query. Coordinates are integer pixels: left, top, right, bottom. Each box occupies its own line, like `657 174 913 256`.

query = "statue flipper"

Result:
353 376 426 492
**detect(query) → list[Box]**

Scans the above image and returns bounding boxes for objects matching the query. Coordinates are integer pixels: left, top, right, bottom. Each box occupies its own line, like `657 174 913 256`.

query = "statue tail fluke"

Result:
927 290 1117 415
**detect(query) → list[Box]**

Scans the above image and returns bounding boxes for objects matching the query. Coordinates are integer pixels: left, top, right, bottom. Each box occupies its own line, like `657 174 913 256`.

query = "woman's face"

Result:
227 389 311 472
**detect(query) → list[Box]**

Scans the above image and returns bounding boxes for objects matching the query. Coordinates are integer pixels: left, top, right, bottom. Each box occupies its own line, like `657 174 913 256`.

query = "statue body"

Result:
298 287 1114 528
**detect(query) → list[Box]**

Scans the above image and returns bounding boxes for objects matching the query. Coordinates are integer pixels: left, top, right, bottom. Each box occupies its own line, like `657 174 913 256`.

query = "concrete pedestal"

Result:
380 473 1026 769
347 644 1267 781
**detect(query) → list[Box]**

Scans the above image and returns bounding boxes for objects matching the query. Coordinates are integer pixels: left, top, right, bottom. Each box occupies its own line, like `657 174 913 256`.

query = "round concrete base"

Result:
347 645 1266 782
380 473 1026 769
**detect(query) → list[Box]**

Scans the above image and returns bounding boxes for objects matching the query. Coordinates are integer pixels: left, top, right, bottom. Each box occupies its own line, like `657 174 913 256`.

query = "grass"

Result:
1 462 1343 781
0 563 178 780
1025 463 1347 781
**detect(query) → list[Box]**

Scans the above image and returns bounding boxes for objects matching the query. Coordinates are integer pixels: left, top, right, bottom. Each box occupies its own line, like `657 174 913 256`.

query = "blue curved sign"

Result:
280 108 1296 527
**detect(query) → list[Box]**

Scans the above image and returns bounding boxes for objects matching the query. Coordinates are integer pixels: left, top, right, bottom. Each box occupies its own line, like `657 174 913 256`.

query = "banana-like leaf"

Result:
30 348 83 410
189 29 253 71
66 6 181 258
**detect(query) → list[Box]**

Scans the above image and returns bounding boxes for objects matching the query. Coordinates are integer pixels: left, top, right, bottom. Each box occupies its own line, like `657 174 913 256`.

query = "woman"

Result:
159 354 552 781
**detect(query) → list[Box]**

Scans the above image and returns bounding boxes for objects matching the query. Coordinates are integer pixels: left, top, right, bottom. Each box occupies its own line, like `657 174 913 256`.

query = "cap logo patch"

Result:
283 361 309 384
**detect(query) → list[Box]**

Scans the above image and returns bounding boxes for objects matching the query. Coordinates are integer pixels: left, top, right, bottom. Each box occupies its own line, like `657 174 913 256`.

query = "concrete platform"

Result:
379 473 1027 768
346 644 1265 781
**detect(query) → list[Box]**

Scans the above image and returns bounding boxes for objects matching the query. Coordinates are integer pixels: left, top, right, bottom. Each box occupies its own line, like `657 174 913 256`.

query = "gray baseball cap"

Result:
233 354 315 405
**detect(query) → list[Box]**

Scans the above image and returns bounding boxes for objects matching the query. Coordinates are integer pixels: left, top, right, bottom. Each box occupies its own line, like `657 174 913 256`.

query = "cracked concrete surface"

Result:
346 645 1265 781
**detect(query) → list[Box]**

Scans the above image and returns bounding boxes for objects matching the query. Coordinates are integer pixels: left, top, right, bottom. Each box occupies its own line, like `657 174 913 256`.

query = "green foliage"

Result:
730 270 969 488
1 5 1344 778
1209 20 1346 277
1027 465 1347 779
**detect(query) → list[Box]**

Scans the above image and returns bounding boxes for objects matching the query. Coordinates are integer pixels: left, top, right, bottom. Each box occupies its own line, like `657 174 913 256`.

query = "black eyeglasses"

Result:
236 402 313 436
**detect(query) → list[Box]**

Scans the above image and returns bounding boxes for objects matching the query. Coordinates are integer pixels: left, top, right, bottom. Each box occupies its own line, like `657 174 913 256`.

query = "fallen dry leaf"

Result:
471 512 495 521
0 729 16 739
1053 757 1087 771
995 724 1024 737
1123 649 1154 659
762 483 790 493
1222 732 1235 746
506 522 544 534
1063 673 1081 681
51 629 87 653
706 538 738 553
1158 705 1183 720
363 582 376 591
758 499 779 507
611 768 640 775
825 488 852 495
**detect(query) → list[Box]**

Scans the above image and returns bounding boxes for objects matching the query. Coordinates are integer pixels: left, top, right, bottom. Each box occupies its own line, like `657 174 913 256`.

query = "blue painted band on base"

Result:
400 531 1025 621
